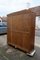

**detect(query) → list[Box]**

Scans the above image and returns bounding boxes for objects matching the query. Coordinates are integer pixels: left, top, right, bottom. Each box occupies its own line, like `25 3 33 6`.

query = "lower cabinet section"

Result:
7 31 34 53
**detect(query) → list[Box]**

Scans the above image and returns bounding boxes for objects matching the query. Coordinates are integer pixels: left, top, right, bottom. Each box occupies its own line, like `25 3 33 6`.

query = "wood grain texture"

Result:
7 9 36 53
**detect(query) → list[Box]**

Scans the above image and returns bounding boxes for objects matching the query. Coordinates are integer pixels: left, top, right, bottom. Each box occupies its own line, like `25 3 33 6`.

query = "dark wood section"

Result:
7 10 36 53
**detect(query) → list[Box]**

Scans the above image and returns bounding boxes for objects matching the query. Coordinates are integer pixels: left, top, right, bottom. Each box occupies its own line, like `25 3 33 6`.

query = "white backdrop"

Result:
0 0 32 16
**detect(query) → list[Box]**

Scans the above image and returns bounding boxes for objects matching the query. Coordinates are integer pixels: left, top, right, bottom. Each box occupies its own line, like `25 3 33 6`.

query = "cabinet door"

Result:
12 14 23 47
22 13 35 52
22 14 32 52
7 16 12 44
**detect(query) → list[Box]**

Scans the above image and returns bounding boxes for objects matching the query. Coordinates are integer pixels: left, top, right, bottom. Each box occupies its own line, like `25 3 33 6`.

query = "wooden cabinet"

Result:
7 10 36 53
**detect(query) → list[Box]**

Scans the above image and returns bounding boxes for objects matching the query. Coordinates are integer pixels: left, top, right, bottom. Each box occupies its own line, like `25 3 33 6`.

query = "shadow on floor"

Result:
0 45 40 60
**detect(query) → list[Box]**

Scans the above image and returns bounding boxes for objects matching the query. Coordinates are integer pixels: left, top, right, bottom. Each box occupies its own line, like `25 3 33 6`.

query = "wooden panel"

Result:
12 14 32 32
7 16 12 44
7 10 35 53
